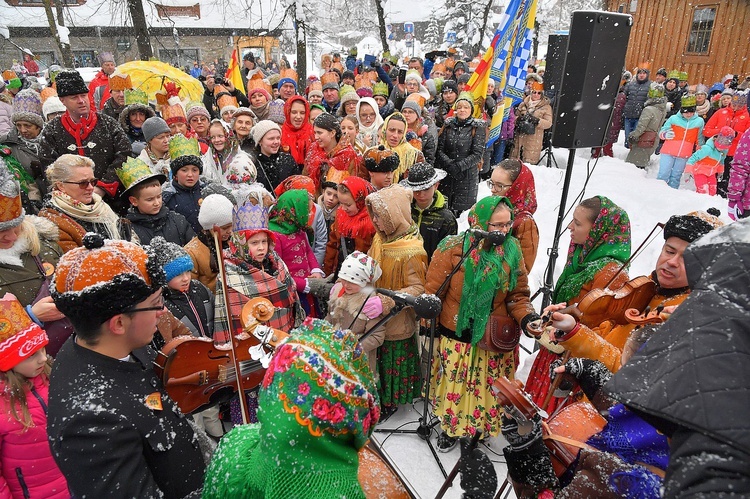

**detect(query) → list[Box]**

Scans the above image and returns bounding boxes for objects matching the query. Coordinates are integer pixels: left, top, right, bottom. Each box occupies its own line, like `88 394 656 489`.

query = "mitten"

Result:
521 312 542 338
502 415 558 492
307 275 335 300
362 296 383 319
501 414 543 451
458 438 498 499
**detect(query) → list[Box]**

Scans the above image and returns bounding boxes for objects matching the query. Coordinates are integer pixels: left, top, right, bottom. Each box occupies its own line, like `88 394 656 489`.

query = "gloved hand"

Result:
307 275 335 300
362 296 383 319
529 115 540 125
521 312 542 338
551 357 612 401
628 133 638 145
458 437 497 499
502 414 558 492
501 413 543 451
728 201 743 221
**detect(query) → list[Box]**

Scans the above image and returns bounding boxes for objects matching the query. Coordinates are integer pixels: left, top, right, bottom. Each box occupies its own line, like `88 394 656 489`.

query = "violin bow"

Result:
603 222 665 290
212 226 251 425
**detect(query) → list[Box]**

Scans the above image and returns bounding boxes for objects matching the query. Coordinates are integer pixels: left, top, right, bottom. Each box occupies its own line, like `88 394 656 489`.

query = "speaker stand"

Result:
536 144 558 169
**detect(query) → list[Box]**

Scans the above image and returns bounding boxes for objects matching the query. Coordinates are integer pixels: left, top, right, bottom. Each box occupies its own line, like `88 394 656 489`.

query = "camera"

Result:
214 76 227 85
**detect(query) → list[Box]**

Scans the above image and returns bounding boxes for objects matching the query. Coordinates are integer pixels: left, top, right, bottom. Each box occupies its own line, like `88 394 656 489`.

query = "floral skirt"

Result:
378 336 421 407
431 337 516 438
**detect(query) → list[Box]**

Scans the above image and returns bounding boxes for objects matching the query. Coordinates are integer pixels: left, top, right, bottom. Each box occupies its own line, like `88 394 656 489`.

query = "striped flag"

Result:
225 47 246 95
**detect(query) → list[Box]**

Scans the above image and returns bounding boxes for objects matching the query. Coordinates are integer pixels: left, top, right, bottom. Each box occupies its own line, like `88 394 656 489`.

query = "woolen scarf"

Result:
50 190 122 241
455 196 522 345
60 111 98 155
553 195 631 304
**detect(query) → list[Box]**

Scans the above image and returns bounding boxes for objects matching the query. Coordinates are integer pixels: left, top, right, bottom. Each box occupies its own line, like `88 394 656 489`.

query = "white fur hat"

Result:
198 194 235 231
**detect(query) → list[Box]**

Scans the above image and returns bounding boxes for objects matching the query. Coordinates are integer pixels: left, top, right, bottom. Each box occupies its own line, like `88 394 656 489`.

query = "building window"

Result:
74 51 95 68
686 6 716 54
159 49 199 68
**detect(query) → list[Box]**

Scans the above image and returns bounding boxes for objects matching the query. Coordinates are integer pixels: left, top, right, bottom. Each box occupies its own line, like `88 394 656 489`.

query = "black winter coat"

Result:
202 87 249 119
412 191 457 261
47 339 207 498
126 205 195 246
623 78 651 119
607 218 750 497
0 127 45 209
163 179 205 234
164 280 214 339
101 98 125 121
38 112 132 184
664 86 683 118
252 150 298 193
435 117 486 213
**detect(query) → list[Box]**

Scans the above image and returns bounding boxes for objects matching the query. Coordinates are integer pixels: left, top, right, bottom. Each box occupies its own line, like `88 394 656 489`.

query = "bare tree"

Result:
126 0 153 60
374 0 389 53
41 0 74 66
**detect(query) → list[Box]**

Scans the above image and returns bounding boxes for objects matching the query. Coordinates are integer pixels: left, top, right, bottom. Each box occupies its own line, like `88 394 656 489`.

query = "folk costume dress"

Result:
425 197 535 438
365 185 428 409
525 195 631 414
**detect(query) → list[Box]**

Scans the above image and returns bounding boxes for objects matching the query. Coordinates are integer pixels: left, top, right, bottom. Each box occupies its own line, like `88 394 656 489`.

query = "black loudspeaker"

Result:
543 34 568 98
551 12 632 149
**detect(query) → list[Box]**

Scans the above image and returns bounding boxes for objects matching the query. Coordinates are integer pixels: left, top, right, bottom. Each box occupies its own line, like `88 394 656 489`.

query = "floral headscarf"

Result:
553 195 631 304
269 189 310 236
454 196 523 344
505 162 538 221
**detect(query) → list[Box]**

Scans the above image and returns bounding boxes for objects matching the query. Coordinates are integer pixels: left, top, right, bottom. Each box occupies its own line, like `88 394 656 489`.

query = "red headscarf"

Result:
505 162 538 226
335 176 376 239
281 96 314 165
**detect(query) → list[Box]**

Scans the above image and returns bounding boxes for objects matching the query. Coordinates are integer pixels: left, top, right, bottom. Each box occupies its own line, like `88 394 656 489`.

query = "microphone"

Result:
469 229 506 246
375 289 443 320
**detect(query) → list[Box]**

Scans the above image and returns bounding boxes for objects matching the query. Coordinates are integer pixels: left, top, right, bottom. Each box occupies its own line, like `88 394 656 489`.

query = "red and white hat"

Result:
0 293 48 371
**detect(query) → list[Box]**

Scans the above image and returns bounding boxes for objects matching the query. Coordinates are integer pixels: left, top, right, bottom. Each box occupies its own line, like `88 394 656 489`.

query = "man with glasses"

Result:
47 234 208 498
38 70 132 206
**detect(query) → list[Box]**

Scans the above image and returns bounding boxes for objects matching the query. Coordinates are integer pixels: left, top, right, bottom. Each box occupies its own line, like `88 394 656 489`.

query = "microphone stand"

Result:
373 234 484 481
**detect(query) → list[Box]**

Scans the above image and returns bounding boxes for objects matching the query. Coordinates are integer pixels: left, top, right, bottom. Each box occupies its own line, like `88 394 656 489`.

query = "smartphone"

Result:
398 67 407 84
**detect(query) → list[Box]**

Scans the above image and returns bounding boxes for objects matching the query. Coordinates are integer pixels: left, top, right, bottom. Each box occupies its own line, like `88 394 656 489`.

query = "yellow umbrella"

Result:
116 60 204 102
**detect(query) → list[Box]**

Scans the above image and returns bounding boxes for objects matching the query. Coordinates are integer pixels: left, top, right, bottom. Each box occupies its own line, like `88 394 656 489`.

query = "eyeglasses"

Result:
531 91 543 95
486 180 512 191
359 112 376 119
487 221 513 230
680 109 695 114
127 297 165 314
62 179 99 188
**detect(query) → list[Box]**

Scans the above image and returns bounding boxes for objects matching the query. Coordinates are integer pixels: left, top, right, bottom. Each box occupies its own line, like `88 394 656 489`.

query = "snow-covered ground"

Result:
373 135 731 498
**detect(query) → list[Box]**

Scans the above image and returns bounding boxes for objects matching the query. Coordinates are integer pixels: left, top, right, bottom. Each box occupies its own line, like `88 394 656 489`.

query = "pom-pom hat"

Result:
149 237 194 282
0 293 48 371
51 234 166 330
0 166 24 232
664 210 723 243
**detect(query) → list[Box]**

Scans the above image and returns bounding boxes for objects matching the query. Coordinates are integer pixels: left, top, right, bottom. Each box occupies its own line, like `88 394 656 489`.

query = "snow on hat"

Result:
232 107 256 122
399 162 447 191
142 116 171 143
681 94 697 110
0 166 25 231
116 156 166 197
0 293 49 371
442 80 458 94
267 99 285 124
51 233 166 330
42 96 66 120
721 88 735 98
186 103 211 122
715 126 736 150
199 193 235 230
11 89 43 129
664 209 722 243
338 250 382 287
363 145 399 173
149 236 194 282
656 67 668 77
55 70 88 97
250 119 282 145
202 319 379 497
401 99 421 115
731 91 748 107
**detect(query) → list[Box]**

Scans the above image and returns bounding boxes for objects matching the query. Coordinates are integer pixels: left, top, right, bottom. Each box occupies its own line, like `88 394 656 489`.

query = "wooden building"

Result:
606 0 750 85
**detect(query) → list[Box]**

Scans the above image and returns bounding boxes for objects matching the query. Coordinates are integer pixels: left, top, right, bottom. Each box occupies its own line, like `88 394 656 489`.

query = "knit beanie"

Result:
0 294 49 371
455 91 474 112
149 236 194 282
232 107 257 122
277 77 297 92
715 126 736 150
220 104 238 118
42 96 66 120
731 91 748 108
401 99 421 115
250 119 282 145
267 99 286 124
695 84 709 96
202 319 379 498
664 209 723 243
248 87 272 102
308 89 324 100
55 70 88 97
721 88 735 98
97 52 115 65
338 251 382 287
169 134 203 175
186 103 211 122
142 116 171 143
11 89 44 129
442 80 459 95
199 193 235 230
0 167 24 231
51 234 166 331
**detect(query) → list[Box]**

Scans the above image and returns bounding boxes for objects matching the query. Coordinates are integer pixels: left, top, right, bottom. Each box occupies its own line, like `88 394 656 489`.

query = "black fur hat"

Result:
55 70 89 97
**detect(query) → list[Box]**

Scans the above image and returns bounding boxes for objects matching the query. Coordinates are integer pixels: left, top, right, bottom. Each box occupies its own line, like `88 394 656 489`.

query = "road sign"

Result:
406 40 413 47
404 33 413 41
446 31 457 43
404 22 414 34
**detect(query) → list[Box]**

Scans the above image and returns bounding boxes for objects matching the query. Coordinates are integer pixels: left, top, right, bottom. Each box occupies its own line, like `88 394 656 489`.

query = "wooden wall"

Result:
606 0 750 86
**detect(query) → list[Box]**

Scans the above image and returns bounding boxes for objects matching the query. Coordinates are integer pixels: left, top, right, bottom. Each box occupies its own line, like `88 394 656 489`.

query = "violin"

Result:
153 298 288 415
625 304 671 325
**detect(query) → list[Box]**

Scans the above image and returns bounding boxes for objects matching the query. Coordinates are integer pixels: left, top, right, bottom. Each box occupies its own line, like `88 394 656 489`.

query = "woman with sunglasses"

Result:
512 79 553 164
39 154 134 252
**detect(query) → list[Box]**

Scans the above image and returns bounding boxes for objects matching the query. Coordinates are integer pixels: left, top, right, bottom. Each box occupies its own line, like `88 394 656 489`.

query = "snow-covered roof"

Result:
0 0 288 32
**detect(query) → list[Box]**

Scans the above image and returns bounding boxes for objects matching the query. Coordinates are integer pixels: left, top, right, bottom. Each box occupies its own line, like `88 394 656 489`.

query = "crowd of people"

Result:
0 45 747 499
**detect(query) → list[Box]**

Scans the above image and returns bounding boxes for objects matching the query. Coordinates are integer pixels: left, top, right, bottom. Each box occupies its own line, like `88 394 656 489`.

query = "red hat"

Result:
0 293 48 371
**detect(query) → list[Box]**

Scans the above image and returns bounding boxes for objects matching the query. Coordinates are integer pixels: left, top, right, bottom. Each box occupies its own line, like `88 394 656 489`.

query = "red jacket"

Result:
703 106 750 156
87 70 111 111
0 376 69 499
